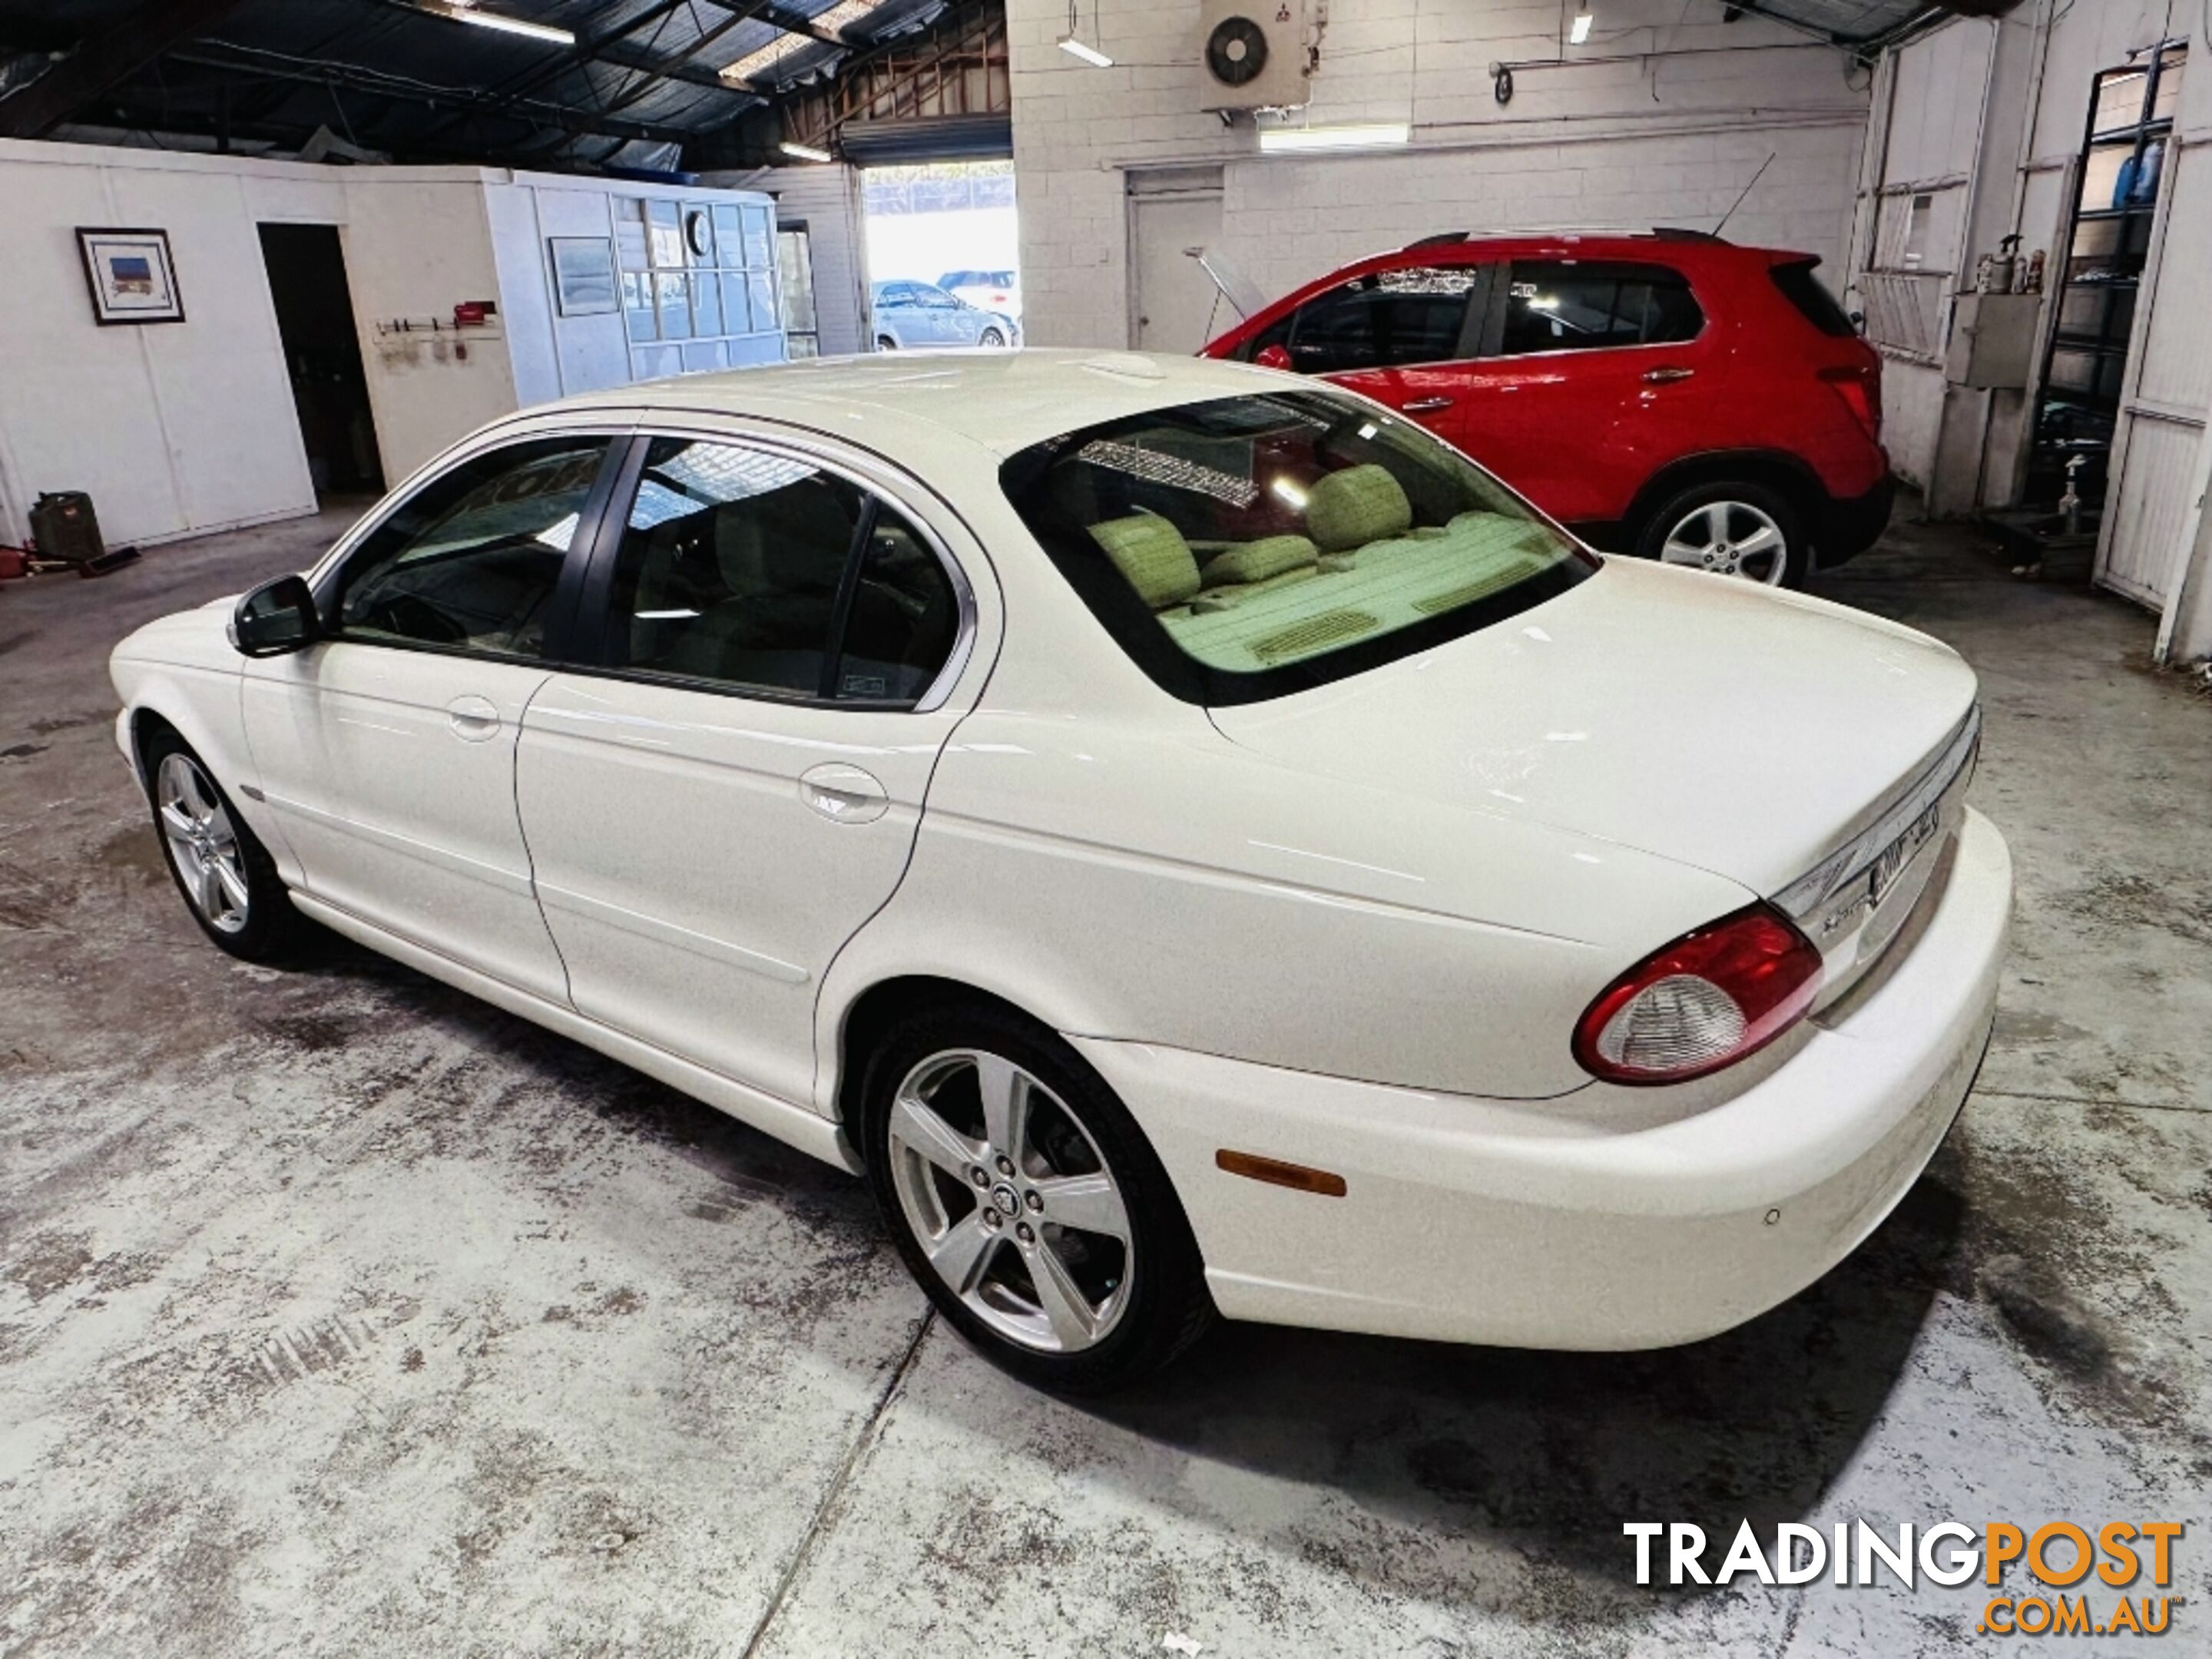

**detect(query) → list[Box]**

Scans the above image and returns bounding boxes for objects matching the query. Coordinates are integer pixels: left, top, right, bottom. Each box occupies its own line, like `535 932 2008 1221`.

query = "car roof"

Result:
549 349 1289 464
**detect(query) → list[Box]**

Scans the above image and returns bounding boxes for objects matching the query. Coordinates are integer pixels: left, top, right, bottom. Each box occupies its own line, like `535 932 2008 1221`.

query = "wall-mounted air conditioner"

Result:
1197 0 1311 111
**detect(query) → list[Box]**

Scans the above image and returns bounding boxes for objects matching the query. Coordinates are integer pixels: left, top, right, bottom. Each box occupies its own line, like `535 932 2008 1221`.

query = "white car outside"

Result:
110 350 2010 1392
937 268 1023 328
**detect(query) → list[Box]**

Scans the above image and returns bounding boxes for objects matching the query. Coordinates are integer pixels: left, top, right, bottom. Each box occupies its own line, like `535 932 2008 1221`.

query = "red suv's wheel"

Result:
1636 481 1807 588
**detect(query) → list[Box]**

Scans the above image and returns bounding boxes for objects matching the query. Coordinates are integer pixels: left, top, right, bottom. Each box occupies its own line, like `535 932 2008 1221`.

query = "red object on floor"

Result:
0 546 28 581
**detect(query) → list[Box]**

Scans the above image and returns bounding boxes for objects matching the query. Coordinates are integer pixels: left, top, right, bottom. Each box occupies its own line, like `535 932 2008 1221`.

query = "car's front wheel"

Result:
860 1004 1214 1392
1637 481 1807 588
978 325 1007 348
876 333 898 351
143 730 303 962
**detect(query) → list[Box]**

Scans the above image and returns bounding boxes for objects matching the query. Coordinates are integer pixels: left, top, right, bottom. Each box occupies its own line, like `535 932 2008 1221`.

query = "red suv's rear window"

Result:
1770 261 1858 338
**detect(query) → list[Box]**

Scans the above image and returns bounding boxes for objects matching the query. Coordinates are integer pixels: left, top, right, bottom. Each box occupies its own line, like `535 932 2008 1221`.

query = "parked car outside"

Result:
1202 231 1892 588
870 280 1011 350
938 267 1023 326
112 351 2007 1393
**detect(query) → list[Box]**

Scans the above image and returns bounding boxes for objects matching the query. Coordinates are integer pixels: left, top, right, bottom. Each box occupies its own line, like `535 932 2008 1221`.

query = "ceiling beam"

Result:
0 0 249 137
165 43 698 147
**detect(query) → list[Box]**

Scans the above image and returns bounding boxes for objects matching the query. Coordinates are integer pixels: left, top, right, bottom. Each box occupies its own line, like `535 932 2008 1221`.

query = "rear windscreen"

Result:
1770 261 1858 337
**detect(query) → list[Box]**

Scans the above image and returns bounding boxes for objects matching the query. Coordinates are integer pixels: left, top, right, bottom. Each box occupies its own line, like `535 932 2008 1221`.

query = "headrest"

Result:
1305 464 1412 552
1087 513 1202 609
1200 534 1319 588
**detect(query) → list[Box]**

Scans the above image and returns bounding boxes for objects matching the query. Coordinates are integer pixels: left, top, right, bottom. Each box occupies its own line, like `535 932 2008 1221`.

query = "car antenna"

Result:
1713 151 1776 240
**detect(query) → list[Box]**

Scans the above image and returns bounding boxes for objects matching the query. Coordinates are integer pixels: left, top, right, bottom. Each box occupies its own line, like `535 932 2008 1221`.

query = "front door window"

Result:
333 436 614 657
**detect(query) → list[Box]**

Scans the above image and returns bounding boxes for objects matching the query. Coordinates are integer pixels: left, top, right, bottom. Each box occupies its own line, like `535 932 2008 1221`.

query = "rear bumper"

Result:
1075 806 2009 1350
1813 469 1896 567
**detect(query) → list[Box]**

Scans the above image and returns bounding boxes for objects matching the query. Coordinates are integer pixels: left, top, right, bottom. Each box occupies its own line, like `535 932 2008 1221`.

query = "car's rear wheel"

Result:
876 334 898 351
1637 481 1806 588
979 326 1007 348
860 1003 1214 1392
144 730 302 962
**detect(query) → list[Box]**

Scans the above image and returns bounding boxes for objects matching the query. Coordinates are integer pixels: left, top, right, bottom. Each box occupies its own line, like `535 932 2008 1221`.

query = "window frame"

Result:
560 422 979 714
307 425 634 669
1479 258 1707 360
1256 263 1495 376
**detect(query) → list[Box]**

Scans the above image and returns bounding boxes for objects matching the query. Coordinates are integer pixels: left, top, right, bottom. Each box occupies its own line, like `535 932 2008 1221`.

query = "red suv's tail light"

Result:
1572 904 1823 1084
1819 364 1882 442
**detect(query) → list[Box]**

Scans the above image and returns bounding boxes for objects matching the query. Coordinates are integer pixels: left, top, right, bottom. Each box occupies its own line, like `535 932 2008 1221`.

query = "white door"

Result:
515 432 984 1108
1132 190 1227 353
2098 130 2207 608
243 433 623 1002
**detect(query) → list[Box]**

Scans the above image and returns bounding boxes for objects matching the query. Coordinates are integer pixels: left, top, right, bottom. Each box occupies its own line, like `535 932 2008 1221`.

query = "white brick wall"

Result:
1008 0 1874 348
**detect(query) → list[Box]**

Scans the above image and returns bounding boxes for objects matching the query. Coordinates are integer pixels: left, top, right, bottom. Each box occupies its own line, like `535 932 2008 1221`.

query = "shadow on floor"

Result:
286 919 1965 1598
1082 1161 1967 1587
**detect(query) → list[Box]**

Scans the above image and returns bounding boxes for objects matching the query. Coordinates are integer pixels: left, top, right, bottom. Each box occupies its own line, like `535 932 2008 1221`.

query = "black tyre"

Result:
142 729 304 963
979 326 1007 348
859 1002 1214 1393
876 334 898 351
1634 479 1808 588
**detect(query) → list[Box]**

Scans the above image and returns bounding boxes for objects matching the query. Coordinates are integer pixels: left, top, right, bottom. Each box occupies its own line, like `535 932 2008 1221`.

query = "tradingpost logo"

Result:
1625 1519 2184 1636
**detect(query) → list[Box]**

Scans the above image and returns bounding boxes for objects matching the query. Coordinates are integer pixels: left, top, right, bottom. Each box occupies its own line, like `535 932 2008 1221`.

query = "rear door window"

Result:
598 436 961 705
1278 265 1482 374
1498 260 1703 356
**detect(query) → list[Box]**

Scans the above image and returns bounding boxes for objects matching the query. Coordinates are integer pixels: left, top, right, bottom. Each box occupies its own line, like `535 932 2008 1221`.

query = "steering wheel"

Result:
360 594 466 644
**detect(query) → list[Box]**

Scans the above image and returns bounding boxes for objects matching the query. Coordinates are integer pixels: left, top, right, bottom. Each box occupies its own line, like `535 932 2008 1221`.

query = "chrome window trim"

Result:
1774 704 1982 935
305 412 643 596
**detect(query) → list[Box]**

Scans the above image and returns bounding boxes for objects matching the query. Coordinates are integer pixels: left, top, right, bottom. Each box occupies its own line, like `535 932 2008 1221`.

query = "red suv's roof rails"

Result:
1395 227 1734 253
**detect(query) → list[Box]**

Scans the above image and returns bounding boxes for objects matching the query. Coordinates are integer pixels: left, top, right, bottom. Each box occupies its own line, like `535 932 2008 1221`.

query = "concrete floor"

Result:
2 502 2207 1657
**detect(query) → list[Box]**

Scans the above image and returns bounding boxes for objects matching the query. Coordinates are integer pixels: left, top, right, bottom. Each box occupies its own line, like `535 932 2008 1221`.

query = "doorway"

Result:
1128 171 1226 353
858 160 1022 349
258 224 382 495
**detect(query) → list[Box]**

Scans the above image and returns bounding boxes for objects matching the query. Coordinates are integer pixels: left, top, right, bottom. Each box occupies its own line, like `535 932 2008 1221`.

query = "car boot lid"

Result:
1206 558 1978 899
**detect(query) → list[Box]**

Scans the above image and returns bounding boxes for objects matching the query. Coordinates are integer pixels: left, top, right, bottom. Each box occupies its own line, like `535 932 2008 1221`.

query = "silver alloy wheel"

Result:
157 752 250 934
1659 500 1790 584
886 1048 1134 1354
979 327 1006 347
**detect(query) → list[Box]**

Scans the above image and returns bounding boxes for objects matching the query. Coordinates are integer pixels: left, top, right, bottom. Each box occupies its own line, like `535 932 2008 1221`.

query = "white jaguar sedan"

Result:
111 350 2010 1391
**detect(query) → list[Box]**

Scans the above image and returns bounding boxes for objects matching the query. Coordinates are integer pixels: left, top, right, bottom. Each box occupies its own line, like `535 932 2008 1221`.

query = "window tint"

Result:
605 438 957 703
1286 265 1477 373
999 389 1591 707
336 436 611 656
836 512 962 701
1498 261 1703 356
1770 260 1857 336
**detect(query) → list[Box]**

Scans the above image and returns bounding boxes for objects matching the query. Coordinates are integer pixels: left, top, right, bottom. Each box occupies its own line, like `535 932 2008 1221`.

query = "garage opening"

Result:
858 160 1021 350
257 224 382 497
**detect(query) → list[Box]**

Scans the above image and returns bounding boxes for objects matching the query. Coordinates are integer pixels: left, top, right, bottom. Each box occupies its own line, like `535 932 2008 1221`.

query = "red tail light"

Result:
1819 364 1882 442
1572 904 1823 1084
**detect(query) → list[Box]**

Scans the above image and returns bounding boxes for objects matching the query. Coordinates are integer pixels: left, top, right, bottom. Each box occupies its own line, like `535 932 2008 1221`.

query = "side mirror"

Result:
1254 343 1293 372
230 575 320 657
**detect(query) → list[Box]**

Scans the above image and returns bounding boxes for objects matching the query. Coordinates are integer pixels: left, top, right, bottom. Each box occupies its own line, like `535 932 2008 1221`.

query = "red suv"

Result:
1201 231 1890 587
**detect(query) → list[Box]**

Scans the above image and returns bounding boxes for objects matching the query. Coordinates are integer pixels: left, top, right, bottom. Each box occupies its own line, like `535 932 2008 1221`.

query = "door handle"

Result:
1402 396 1455 413
1641 366 1695 384
799 762 889 825
445 695 502 741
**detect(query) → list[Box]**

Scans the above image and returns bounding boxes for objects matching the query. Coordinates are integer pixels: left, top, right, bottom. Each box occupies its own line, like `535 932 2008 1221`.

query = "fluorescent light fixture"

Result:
780 140 833 162
1258 121 1410 154
422 2 576 45
720 0 873 84
1570 9 1593 44
1057 35 1114 67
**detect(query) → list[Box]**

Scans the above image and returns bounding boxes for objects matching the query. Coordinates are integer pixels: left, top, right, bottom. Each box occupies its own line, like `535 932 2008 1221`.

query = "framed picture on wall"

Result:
549 236 618 317
77 227 184 325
